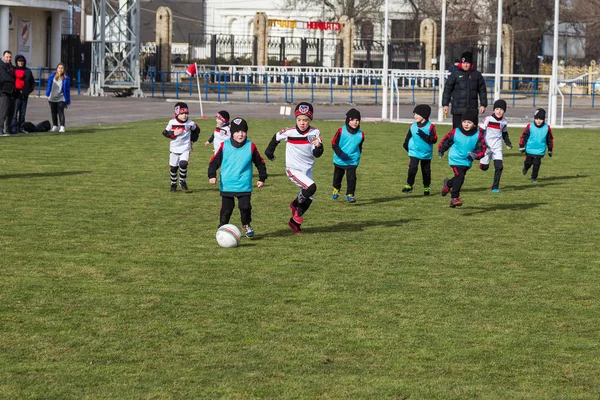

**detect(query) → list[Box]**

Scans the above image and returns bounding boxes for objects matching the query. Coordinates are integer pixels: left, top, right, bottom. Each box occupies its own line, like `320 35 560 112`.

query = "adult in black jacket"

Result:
11 54 36 134
0 50 16 135
442 51 488 128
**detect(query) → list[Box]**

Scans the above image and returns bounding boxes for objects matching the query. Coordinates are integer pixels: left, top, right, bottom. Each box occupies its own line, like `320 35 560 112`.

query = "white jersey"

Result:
212 126 231 153
275 126 322 174
165 118 198 154
479 115 508 153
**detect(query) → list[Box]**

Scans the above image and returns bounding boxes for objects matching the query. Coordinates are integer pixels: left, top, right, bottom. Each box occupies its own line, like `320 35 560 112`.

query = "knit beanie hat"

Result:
15 54 26 65
173 102 189 117
216 110 230 122
534 108 546 120
493 99 507 112
413 104 431 120
461 51 474 64
462 109 479 125
230 117 248 134
295 102 314 120
345 108 361 122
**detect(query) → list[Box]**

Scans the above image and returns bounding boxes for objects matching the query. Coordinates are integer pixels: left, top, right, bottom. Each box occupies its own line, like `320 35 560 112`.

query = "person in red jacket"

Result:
11 54 35 134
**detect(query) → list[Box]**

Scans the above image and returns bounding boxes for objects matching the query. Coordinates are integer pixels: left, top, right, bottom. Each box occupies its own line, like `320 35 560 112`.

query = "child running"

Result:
265 102 324 233
162 102 200 192
208 117 267 238
479 99 512 192
519 108 554 183
438 110 486 208
204 110 231 154
402 104 437 195
332 108 365 203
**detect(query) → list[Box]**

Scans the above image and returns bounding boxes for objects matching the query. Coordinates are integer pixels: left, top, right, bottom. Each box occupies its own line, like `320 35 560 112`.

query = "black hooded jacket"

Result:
14 55 35 97
442 65 488 115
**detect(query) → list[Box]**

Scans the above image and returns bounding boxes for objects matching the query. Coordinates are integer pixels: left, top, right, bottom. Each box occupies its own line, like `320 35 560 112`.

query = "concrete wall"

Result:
6 7 50 68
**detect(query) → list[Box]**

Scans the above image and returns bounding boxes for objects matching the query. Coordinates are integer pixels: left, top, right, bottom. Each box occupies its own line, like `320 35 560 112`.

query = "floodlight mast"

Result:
437 0 447 122
381 0 390 120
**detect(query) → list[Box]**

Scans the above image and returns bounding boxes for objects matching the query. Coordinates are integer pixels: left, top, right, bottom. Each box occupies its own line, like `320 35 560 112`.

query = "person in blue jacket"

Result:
438 109 486 208
519 108 554 183
45 62 71 132
208 117 268 238
331 108 365 203
402 104 438 196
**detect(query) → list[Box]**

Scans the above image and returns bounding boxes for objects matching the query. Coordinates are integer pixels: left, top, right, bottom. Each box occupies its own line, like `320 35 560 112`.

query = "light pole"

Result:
493 0 503 101
550 0 559 126
437 0 447 122
381 0 389 120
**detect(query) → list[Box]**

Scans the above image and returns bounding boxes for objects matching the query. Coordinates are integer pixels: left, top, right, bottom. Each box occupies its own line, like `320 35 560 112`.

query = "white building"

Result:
0 0 68 68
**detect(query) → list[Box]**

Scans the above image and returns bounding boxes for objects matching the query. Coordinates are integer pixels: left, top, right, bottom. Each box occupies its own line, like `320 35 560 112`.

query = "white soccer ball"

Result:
216 224 241 248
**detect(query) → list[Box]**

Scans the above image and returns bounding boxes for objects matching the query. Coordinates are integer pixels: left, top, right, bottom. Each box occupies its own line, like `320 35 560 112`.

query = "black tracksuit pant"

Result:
219 194 252 227
406 157 432 187
447 165 470 198
332 164 357 195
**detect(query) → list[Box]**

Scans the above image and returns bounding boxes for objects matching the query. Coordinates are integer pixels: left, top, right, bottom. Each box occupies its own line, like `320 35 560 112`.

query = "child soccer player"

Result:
479 99 512 192
402 104 438 196
332 108 365 203
438 110 486 208
265 102 324 233
208 117 267 238
519 108 554 183
204 110 231 154
162 102 200 192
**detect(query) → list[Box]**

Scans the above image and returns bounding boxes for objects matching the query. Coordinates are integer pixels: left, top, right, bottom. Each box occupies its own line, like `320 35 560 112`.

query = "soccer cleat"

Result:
522 168 528 175
402 185 413 194
449 197 463 208
59 126 66 133
531 178 538 183
441 178 450 197
180 181 189 192
346 194 356 203
332 188 339 200
290 202 303 224
288 218 303 233
242 224 255 238
423 186 431 196
50 126 59 132
170 183 177 192
491 188 500 193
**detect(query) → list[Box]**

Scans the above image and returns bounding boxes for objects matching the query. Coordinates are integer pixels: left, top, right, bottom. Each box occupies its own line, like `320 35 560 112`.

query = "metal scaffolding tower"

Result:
89 0 143 96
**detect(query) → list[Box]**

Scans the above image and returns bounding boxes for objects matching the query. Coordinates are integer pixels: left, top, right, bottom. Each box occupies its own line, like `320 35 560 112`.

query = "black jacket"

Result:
0 60 15 97
15 67 35 97
442 67 487 115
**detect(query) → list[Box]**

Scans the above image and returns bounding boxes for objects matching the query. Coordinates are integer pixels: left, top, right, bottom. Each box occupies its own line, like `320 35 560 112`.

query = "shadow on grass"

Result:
260 218 413 237
460 202 547 216
352 196 406 206
0 170 92 180
460 174 589 193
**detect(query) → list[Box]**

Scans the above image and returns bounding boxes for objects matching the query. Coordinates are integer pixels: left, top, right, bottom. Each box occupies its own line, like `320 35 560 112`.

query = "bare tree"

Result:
283 0 385 26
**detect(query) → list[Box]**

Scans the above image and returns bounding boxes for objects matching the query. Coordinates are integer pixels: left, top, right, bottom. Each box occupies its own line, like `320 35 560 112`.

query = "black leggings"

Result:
447 165 470 198
406 157 431 187
220 195 252 227
49 101 67 127
333 165 357 195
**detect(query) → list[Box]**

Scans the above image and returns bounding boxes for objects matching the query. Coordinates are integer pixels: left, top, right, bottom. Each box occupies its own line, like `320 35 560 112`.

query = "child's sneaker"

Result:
522 167 528 175
449 197 463 208
288 218 303 233
423 186 431 196
402 185 413 194
242 224 255 238
59 126 66 133
491 188 500 193
531 178 538 183
170 183 177 192
50 126 59 132
332 188 339 200
290 202 303 224
180 181 189 192
346 194 356 203
441 179 450 197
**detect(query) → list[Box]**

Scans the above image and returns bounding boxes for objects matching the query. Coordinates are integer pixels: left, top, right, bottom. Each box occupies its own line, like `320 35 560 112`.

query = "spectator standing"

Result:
45 63 71 133
442 51 488 128
11 54 35 134
145 53 156 81
0 50 16 135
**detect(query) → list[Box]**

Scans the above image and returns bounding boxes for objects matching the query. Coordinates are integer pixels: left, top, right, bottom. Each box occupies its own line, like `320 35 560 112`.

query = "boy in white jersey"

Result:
479 99 512 192
204 110 231 154
265 102 324 233
162 102 200 192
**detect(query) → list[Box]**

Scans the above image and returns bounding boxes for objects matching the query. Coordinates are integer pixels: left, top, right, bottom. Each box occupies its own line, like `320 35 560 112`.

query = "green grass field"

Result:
1 118 599 399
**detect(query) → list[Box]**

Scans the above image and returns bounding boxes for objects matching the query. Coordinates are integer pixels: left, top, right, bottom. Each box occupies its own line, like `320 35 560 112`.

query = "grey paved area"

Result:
16 92 600 132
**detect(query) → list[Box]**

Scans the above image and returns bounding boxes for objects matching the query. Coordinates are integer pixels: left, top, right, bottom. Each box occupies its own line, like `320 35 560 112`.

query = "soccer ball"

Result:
216 224 241 248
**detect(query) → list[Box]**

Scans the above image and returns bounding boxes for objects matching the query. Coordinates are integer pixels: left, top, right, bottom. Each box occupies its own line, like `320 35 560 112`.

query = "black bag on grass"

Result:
23 122 37 132
35 120 51 132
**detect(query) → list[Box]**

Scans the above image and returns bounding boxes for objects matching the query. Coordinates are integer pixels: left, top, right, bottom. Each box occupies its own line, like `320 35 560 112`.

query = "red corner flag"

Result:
186 63 197 76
